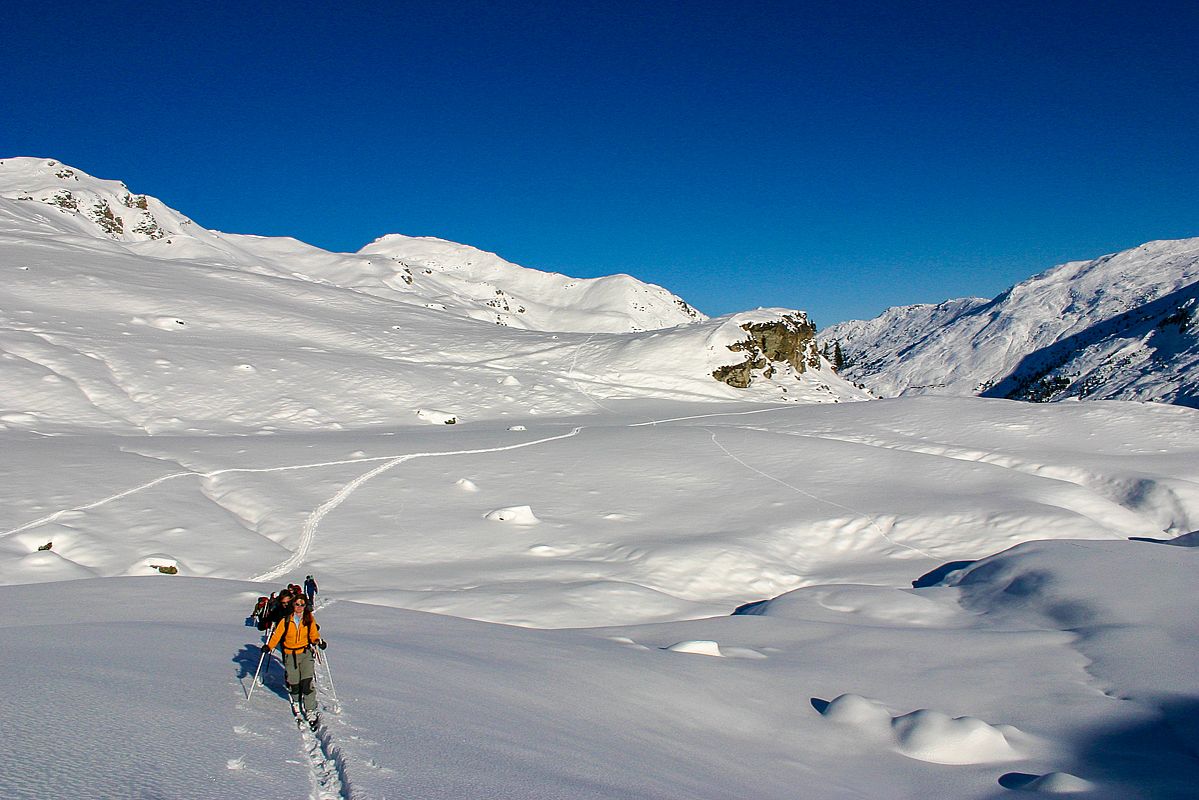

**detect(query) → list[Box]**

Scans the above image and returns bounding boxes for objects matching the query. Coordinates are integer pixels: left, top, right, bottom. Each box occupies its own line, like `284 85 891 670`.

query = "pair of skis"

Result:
248 646 321 730
291 701 320 731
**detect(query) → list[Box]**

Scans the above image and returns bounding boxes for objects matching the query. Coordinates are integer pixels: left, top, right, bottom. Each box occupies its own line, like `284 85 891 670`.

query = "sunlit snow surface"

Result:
1 159 1197 799
3 401 1198 799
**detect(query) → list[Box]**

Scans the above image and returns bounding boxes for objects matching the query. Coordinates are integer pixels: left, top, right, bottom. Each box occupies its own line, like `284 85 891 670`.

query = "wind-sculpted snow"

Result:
5 536 1197 799
2 398 1196 630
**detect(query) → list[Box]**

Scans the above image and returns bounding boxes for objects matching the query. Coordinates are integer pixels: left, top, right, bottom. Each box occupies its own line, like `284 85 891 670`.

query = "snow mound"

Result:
820 693 893 728
664 640 723 657
742 584 966 627
455 478 479 492
484 505 540 525
1002 771 1096 794
819 694 1021 764
416 408 458 425
0 550 97 584
891 708 1020 765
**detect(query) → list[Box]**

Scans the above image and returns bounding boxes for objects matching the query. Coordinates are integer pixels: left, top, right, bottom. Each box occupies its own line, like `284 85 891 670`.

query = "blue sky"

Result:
4 1 1197 326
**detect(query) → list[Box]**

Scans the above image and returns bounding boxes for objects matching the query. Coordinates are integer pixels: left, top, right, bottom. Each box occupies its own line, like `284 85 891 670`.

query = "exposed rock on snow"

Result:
712 311 822 388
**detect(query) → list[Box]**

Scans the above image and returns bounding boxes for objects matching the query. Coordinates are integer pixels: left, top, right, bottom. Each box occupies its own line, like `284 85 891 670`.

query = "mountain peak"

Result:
0 157 191 243
822 237 1199 405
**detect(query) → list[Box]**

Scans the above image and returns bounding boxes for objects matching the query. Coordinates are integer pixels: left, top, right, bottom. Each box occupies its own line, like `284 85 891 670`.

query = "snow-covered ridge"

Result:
0 158 863 434
0 157 702 334
821 237 1199 405
360 233 706 332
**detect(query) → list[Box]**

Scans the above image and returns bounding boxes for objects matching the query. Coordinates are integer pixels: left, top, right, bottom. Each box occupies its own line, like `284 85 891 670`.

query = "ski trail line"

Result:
1 404 806 542
566 332 618 414
703 427 938 560
630 404 795 427
249 427 584 583
0 470 197 539
0 451 450 540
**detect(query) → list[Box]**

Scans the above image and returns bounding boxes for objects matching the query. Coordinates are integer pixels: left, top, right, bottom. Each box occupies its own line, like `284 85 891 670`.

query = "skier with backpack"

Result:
257 588 295 632
250 596 268 626
262 594 328 728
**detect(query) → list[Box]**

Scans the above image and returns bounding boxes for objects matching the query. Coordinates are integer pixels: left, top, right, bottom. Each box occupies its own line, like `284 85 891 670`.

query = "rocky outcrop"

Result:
713 313 821 388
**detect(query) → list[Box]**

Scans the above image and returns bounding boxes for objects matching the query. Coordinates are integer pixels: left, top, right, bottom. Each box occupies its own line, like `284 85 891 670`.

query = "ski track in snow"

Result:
629 403 795 427
0 451 440 540
251 404 869 585
565 332 620 414
299 652 353 800
702 426 939 560
249 427 586 583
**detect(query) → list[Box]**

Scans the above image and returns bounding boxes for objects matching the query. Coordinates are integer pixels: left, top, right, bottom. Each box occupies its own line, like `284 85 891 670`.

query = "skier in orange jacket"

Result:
263 594 327 725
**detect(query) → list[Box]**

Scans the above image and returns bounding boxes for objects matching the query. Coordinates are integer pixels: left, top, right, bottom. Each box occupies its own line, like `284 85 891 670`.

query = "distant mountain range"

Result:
821 238 1199 407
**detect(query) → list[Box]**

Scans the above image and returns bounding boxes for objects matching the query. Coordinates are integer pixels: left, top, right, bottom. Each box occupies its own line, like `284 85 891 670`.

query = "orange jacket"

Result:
267 613 321 653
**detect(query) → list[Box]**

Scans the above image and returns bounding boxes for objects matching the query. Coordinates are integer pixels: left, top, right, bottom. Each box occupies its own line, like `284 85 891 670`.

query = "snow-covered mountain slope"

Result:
0 158 862 434
821 238 1199 405
0 157 703 333
359 233 705 332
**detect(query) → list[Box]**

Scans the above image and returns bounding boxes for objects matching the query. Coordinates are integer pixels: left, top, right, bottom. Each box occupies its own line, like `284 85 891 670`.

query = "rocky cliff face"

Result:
713 313 822 388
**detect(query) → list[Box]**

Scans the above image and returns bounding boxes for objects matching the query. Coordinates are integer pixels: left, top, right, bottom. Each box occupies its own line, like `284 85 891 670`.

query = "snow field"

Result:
3 532 1179 798
2 160 1198 797
3 398 1196 631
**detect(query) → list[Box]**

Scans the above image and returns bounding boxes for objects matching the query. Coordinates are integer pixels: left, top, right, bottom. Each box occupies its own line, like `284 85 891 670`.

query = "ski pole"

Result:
319 649 340 703
246 648 268 700
261 622 279 684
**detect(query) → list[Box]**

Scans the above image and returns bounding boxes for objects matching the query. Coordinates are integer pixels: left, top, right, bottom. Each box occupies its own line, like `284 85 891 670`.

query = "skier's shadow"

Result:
233 644 289 700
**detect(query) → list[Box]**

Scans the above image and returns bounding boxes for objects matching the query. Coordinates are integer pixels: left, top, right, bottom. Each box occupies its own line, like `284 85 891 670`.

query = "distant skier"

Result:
250 596 268 626
262 594 327 727
304 575 318 603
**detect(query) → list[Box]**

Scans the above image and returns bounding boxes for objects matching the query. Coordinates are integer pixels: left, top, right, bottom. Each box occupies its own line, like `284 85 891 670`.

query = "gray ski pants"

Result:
282 648 317 713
